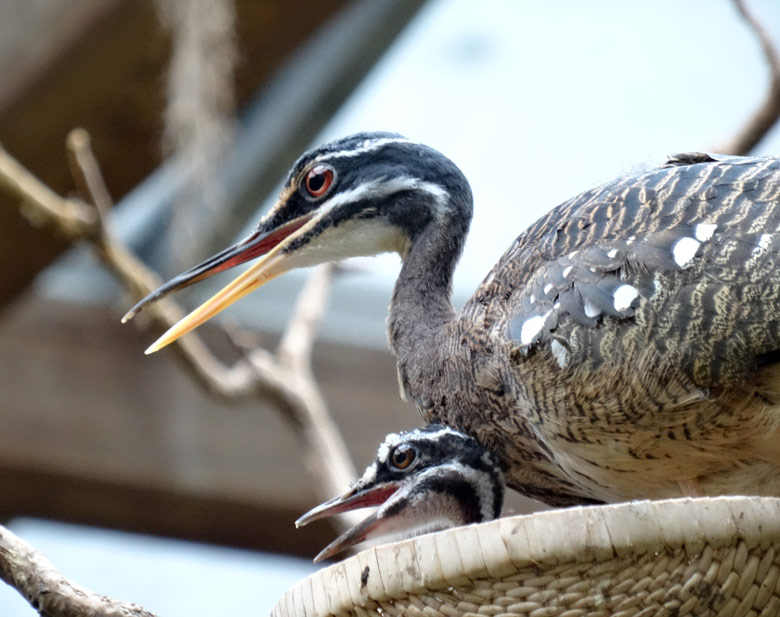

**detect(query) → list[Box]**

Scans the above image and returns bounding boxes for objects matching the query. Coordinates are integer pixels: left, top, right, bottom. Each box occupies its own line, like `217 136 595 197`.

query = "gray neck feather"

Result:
387 198 470 378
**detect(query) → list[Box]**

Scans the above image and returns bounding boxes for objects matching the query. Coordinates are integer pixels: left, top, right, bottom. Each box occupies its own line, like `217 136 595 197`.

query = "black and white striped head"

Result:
295 424 504 563
123 132 472 352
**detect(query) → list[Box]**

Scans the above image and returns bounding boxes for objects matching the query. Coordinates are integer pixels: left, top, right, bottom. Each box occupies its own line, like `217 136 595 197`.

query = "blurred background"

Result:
1 0 779 614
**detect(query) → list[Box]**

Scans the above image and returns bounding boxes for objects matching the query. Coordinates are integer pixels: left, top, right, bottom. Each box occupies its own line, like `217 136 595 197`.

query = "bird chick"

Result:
296 424 505 563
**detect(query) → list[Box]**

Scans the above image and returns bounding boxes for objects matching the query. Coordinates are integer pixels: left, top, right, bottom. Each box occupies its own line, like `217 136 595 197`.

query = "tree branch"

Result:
0 132 361 613
66 128 115 230
717 0 780 155
84 129 358 499
0 524 158 617
0 143 96 239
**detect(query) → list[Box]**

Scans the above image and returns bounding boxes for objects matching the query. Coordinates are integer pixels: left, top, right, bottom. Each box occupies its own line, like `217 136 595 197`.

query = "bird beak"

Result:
295 481 401 563
309 509 391 564
121 210 316 353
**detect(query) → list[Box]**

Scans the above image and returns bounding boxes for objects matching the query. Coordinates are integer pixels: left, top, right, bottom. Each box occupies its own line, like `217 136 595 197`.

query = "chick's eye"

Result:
390 444 416 470
304 165 335 198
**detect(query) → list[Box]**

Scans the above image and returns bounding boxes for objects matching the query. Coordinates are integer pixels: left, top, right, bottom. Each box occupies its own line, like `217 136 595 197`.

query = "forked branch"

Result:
0 131 360 614
717 0 780 155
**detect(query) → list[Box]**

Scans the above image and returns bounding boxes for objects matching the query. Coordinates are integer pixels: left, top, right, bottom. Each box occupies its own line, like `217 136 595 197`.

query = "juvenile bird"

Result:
124 133 780 506
295 424 504 563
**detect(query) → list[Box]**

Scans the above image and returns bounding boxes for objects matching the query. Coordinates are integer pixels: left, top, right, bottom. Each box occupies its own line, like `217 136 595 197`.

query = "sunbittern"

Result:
295 424 504 562
125 132 780 506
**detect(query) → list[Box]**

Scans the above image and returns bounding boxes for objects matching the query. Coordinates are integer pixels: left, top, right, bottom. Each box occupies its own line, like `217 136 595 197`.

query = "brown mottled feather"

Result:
393 153 780 505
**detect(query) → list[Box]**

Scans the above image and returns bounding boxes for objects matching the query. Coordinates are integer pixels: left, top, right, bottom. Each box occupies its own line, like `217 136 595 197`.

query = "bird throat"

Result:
387 218 464 403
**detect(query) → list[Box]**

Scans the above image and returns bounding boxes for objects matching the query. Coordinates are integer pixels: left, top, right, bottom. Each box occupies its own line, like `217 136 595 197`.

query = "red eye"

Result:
304 165 335 198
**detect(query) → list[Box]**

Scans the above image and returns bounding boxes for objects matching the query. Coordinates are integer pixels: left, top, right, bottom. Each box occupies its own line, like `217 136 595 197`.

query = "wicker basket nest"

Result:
272 496 780 617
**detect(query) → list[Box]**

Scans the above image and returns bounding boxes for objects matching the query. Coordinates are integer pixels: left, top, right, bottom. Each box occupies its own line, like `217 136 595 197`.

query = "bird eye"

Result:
304 165 335 198
390 444 416 470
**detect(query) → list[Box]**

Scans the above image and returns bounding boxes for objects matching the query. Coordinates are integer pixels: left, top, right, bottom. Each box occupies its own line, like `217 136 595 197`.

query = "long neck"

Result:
387 206 469 374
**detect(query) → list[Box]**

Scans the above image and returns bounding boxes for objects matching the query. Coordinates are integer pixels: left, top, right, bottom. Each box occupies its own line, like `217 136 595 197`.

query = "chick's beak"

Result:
121 211 315 353
309 510 389 564
295 481 400 564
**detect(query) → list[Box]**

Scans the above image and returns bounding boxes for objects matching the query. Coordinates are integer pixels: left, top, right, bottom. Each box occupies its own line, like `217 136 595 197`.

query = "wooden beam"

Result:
0 293 541 556
0 295 418 556
0 0 361 308
0 464 328 558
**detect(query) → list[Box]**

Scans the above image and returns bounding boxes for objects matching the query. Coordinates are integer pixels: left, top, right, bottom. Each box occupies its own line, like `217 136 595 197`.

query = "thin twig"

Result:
0 143 96 239
0 524 158 617
66 128 115 231
0 134 358 521
263 263 360 521
69 133 359 514
717 0 780 155
278 263 337 370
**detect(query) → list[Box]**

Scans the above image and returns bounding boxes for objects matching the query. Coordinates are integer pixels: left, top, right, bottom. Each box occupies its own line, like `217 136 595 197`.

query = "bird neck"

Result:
387 204 470 379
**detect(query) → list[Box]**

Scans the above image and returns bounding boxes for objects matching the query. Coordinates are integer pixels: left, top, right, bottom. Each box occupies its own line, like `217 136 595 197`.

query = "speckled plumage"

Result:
130 134 780 507
389 149 780 505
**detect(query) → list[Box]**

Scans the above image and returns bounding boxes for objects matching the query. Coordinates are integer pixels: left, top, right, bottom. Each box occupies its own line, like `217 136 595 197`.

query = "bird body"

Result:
125 134 780 507
397 152 780 505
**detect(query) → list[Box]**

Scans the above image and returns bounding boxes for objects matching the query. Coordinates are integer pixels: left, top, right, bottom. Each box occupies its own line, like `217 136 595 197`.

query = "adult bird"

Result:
295 424 505 563
124 132 780 506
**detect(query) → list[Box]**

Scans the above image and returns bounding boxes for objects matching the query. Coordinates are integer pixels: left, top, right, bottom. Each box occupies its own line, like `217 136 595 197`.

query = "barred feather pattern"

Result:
404 153 780 505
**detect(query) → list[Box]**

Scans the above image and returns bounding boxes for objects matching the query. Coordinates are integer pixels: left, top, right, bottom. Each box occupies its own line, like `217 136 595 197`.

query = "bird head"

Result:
296 424 504 563
122 132 472 352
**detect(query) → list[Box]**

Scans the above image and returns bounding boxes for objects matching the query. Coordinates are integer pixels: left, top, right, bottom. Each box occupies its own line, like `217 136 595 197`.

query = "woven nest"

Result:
273 497 780 617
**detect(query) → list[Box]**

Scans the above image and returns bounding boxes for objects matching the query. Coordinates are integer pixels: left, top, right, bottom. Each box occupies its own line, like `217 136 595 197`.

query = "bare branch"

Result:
278 263 337 371
66 128 115 229
0 143 96 239
0 134 358 529
261 263 360 518
0 524 158 617
72 134 359 512
717 0 780 155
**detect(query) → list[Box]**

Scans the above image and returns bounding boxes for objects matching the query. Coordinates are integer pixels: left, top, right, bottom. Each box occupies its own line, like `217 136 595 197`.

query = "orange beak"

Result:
122 212 315 353
295 481 401 563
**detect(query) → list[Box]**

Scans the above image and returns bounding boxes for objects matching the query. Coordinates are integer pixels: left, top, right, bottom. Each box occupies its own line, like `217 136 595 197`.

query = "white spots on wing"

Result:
672 236 700 267
562 266 573 278
554 301 561 310
668 225 715 268
626 235 637 244
543 283 553 296
583 300 600 319
745 233 773 269
613 284 639 312
550 340 568 368
694 223 717 242
529 294 536 305
519 315 545 346
568 250 579 258
607 248 619 259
